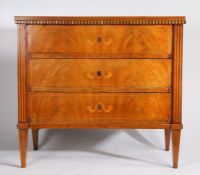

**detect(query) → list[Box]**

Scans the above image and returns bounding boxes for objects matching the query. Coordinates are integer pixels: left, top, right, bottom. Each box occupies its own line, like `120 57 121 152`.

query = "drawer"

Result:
29 92 171 123
28 25 172 58
29 59 171 92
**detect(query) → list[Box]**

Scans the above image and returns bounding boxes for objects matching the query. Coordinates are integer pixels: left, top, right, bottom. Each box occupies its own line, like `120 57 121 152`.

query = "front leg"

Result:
172 129 181 168
18 129 28 168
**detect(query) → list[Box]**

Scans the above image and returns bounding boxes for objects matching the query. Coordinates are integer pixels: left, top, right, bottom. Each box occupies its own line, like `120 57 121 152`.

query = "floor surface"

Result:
0 129 199 175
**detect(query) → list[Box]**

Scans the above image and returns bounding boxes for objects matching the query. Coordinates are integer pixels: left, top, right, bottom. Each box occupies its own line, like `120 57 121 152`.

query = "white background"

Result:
0 0 199 174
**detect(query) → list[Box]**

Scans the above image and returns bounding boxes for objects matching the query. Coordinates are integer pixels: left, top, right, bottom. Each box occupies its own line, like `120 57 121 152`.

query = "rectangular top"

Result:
15 16 186 25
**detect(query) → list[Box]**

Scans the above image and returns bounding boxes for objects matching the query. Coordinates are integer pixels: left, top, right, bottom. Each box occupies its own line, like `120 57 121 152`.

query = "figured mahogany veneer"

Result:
15 16 186 168
27 25 172 58
29 93 171 123
29 59 171 92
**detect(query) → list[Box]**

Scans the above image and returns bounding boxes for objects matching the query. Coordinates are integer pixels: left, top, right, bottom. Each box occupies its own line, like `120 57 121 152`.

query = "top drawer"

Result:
27 25 172 58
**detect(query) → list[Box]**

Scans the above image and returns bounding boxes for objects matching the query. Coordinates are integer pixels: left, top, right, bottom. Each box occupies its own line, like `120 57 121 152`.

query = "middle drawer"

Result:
29 59 171 92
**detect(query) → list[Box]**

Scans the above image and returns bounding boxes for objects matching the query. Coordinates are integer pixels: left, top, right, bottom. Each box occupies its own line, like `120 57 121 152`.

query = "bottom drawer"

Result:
29 93 171 123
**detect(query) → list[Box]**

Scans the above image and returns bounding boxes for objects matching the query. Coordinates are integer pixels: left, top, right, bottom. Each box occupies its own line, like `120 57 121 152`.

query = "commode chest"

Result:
15 16 186 168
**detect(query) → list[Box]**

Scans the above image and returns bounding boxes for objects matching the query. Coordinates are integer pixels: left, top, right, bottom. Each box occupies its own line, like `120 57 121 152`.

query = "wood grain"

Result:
173 25 183 123
29 59 172 92
16 16 185 168
17 24 29 168
29 92 171 123
27 25 172 58
18 129 28 168
165 129 171 151
30 53 172 59
32 129 39 150
18 24 28 123
171 24 184 168
172 129 181 168
29 123 178 129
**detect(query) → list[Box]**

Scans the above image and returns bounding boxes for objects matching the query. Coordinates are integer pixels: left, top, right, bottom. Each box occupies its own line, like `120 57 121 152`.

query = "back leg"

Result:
32 129 39 150
165 129 170 151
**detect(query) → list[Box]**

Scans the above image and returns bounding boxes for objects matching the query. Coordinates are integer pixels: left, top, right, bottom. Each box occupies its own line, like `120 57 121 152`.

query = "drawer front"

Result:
29 59 171 92
28 25 172 58
29 92 171 123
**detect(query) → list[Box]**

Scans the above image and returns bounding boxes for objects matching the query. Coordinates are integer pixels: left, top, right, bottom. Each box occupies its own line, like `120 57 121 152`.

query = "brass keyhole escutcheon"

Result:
97 36 102 43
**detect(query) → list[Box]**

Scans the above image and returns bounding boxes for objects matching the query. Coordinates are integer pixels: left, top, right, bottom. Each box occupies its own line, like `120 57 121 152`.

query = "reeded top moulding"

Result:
14 16 186 25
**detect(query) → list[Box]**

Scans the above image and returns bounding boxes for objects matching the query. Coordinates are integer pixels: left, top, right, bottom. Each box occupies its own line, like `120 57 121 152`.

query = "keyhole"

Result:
97 36 102 43
97 104 103 110
96 70 102 76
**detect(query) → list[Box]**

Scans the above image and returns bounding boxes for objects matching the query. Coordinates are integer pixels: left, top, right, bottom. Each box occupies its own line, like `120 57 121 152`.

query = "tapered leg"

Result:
165 129 170 151
32 129 39 150
172 129 181 168
18 129 28 168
